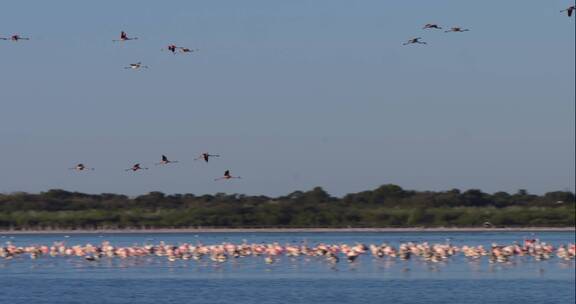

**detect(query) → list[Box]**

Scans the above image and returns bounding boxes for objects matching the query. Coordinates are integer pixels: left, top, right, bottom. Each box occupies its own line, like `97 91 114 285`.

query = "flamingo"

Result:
124 62 149 70
403 37 427 45
156 155 179 165
214 170 241 181
168 44 178 53
195 153 220 163
69 163 94 171
178 47 199 54
125 163 148 172
163 45 198 54
445 27 470 33
113 31 138 42
1 35 30 41
561 6 575 17
423 24 442 30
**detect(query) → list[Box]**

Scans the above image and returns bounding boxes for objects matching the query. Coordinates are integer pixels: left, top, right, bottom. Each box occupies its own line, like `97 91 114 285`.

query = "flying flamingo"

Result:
178 47 199 54
69 163 94 171
162 44 178 54
1 35 30 41
214 170 241 181
156 155 179 165
195 153 220 163
124 62 149 70
113 31 138 42
403 37 427 45
445 27 470 33
423 24 442 30
561 6 575 17
125 163 148 172
163 45 199 54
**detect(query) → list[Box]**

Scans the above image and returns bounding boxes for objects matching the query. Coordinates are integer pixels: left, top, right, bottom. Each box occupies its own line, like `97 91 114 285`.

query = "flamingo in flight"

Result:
445 27 470 33
403 37 427 45
214 170 241 181
561 6 575 17
163 45 199 54
178 47 199 54
195 153 220 163
69 163 94 171
125 163 148 172
124 62 149 70
1 35 30 41
156 155 179 165
423 24 442 30
165 44 178 54
113 31 138 42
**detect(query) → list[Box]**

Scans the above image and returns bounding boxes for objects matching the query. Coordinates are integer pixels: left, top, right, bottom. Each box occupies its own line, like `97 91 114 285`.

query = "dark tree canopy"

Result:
0 185 574 230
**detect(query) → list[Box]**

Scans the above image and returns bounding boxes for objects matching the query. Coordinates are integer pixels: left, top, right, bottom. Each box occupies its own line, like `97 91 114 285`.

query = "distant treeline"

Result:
0 185 574 230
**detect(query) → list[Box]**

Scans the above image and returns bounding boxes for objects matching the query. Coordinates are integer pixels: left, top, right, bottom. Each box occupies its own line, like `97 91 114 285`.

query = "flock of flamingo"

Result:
402 5 574 46
2 4 574 183
70 153 240 181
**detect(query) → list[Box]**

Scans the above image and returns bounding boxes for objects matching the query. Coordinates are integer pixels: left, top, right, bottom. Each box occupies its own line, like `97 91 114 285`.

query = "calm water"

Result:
1 231 574 304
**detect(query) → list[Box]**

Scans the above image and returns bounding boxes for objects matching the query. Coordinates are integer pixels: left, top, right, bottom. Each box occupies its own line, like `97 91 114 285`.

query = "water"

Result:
1 231 574 304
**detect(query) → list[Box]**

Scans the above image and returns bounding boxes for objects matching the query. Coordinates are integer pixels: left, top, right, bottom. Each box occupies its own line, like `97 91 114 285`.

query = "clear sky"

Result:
1 0 574 197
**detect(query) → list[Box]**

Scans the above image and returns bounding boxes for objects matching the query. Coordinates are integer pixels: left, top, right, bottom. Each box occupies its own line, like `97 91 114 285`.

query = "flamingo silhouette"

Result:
69 163 94 171
423 24 442 30
113 31 138 42
445 27 470 33
561 6 575 17
1 35 30 41
214 170 241 181
403 37 427 45
124 62 149 70
125 163 149 172
156 155 179 165
195 153 220 163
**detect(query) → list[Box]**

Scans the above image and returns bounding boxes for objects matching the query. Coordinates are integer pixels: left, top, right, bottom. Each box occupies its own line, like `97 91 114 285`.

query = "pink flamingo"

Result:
214 170 241 181
113 31 138 42
195 153 220 163
156 155 179 165
125 163 148 172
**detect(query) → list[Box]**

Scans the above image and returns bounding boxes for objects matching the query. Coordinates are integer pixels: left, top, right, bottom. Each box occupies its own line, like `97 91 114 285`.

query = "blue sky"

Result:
1 0 574 196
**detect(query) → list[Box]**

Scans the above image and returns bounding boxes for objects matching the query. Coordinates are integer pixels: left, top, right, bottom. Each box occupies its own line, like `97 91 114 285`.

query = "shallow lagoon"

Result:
1 231 574 304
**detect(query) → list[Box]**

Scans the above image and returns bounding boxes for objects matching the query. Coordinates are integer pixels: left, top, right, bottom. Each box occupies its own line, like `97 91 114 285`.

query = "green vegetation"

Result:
0 185 574 230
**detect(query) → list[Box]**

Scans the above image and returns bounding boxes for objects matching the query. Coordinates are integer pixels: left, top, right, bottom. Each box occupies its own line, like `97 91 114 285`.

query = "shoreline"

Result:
0 227 574 235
